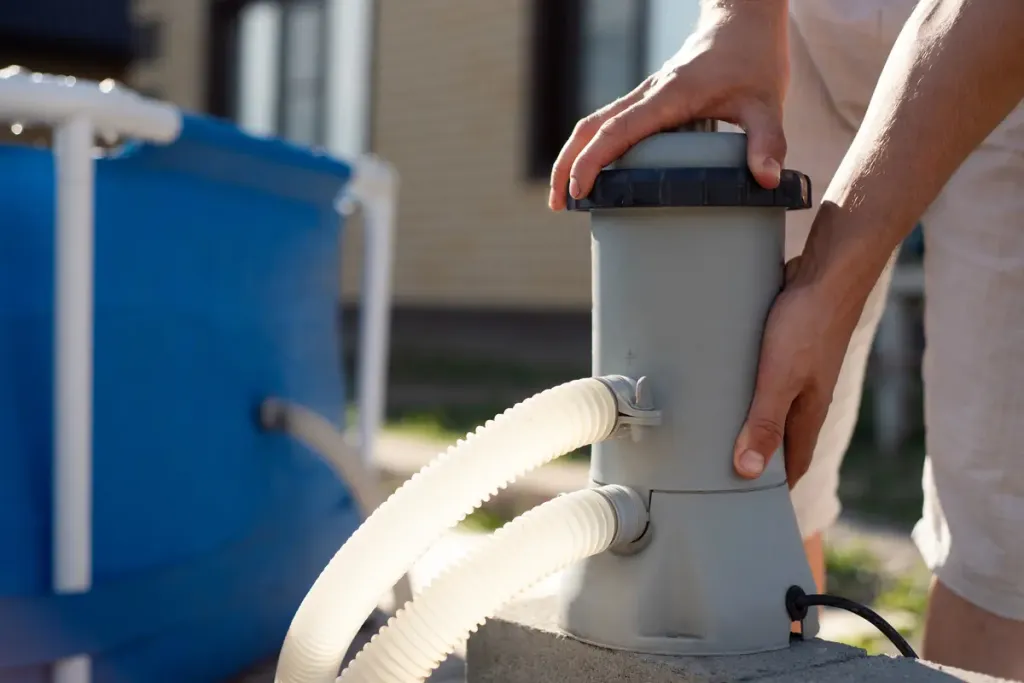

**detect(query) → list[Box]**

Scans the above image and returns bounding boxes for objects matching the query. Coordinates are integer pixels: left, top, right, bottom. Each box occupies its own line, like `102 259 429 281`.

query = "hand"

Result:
731 257 867 487
548 0 790 211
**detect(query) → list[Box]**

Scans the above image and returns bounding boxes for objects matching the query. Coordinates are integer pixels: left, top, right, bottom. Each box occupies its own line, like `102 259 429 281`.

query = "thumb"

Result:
733 364 796 479
738 99 787 190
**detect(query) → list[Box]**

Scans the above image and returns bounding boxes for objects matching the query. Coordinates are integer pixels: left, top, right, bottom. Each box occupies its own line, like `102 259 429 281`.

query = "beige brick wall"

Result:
128 0 209 111
360 0 592 311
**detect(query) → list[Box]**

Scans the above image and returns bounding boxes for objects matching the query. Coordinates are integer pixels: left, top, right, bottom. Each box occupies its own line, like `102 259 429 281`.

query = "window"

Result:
133 19 162 63
231 1 281 137
526 0 648 180
578 0 647 115
213 0 327 146
208 0 374 156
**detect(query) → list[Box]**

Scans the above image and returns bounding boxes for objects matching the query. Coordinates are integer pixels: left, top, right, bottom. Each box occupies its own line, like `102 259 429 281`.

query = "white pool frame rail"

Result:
0 66 397 683
339 154 398 472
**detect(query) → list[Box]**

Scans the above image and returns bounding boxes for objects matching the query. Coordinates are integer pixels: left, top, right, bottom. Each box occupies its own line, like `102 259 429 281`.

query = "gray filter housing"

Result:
557 130 821 655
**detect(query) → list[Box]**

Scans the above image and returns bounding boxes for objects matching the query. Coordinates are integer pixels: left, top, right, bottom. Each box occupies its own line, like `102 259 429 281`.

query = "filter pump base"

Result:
557 484 819 656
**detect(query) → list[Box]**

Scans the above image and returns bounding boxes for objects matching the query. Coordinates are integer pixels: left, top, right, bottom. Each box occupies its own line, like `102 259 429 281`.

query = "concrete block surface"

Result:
756 657 1018 683
467 595 1011 683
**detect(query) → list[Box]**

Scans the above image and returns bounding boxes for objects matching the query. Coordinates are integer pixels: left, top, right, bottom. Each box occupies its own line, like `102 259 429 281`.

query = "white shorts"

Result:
784 0 1024 621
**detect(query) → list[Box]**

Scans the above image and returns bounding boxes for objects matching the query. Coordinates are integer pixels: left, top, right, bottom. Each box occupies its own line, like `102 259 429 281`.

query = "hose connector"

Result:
594 485 649 550
597 375 662 441
258 397 289 431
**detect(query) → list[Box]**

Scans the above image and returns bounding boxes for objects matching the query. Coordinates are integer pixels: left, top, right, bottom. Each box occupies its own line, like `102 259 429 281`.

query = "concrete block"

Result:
467 595 1010 683
756 657 1018 683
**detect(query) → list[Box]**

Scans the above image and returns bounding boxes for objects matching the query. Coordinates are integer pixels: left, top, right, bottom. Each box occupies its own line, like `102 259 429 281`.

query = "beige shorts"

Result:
784 0 1024 620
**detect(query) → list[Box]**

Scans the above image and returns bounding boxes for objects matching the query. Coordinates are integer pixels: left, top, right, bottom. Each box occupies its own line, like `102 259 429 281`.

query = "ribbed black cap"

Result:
566 167 812 211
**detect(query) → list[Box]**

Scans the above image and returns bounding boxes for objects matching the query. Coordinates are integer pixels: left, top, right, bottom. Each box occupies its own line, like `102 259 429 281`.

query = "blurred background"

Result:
3 0 930 657
7 0 927 527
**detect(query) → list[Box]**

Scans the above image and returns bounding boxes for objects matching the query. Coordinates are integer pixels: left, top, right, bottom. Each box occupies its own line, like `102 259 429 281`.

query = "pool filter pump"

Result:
557 124 821 655
272 123 922 683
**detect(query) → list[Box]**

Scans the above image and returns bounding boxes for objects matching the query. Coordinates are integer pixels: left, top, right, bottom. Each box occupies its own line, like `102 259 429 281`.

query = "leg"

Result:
923 579 1024 677
803 532 826 593
782 6 896 588
913 102 1024 680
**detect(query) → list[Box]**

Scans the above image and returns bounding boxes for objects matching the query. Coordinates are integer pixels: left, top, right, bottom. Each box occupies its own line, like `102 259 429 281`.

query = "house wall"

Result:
128 0 209 110
358 0 592 310
123 0 594 311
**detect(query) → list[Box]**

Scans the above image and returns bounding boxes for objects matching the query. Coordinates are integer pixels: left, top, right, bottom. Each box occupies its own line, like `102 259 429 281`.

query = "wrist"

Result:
789 200 898 314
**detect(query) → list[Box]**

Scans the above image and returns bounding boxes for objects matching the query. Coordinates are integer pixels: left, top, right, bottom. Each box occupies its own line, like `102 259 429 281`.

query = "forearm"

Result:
798 0 1024 302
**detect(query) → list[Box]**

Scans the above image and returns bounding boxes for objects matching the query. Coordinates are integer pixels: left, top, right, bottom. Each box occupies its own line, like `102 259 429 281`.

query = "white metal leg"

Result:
346 156 397 468
52 116 96 683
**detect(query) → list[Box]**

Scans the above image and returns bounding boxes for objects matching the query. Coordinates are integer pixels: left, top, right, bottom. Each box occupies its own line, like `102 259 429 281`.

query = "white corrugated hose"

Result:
275 378 620 683
339 485 648 683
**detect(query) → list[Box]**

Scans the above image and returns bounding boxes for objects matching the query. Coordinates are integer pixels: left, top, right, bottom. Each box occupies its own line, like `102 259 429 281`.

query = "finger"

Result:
733 358 799 479
782 390 830 488
569 90 680 201
548 116 605 211
736 99 787 189
549 84 649 211
783 255 804 285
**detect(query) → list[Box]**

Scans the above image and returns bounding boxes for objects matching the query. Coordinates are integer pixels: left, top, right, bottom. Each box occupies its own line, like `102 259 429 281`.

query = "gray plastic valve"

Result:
557 131 820 655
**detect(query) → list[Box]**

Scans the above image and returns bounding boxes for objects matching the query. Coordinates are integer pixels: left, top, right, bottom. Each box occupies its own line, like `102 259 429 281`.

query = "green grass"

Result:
460 508 508 532
824 543 929 654
384 406 592 461
875 574 929 617
368 353 591 445
824 544 885 606
824 542 927 617
348 352 589 396
385 353 589 389
837 435 926 530
384 404 510 443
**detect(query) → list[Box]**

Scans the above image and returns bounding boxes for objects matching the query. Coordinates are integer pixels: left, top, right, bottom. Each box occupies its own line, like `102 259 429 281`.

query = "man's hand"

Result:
731 256 866 486
731 0 1024 487
548 0 790 211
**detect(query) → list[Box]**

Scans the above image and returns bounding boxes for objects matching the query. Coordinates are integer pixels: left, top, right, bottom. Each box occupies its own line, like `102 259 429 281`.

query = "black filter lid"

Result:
566 167 812 211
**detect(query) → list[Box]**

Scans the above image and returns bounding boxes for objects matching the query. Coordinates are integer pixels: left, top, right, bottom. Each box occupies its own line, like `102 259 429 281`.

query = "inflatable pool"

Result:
0 87 364 681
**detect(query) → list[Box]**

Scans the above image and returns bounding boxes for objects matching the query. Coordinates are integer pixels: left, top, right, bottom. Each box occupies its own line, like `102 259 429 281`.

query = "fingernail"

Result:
569 177 581 199
763 158 781 183
738 450 765 477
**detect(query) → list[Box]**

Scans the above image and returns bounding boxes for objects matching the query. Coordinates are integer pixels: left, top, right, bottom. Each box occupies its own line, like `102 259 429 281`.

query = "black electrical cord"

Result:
785 585 919 659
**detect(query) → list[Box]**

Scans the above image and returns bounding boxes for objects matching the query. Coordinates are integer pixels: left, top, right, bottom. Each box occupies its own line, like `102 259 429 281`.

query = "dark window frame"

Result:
208 0 375 151
275 0 330 145
208 0 328 124
525 0 649 182
133 19 163 62
208 0 248 120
